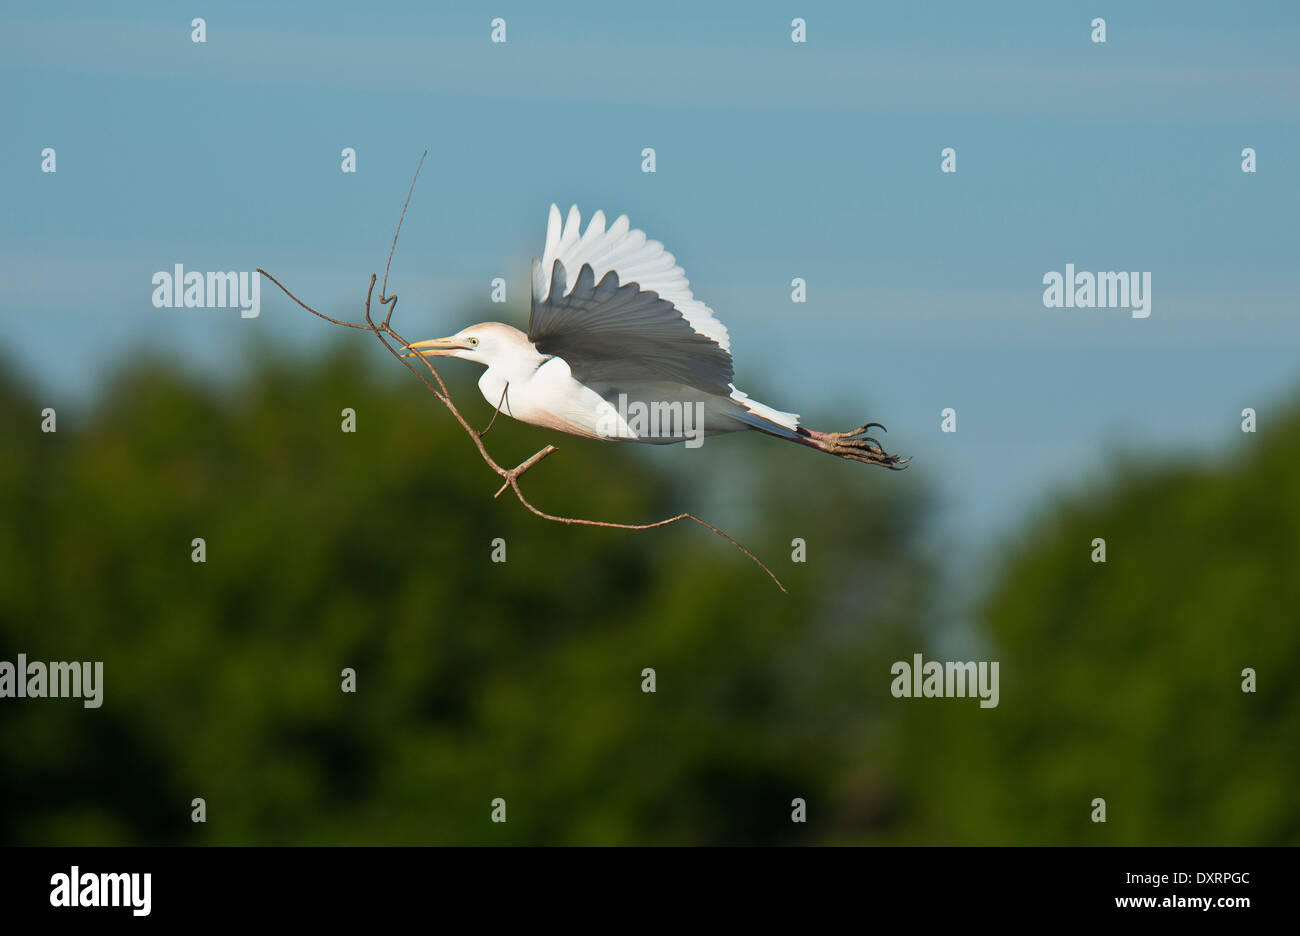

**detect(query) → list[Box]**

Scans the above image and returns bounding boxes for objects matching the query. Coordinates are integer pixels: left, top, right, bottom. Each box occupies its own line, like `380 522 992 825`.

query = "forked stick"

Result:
257 152 787 593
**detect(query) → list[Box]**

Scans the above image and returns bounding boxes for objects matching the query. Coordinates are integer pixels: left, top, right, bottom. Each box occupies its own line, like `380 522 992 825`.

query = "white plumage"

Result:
535 204 731 354
403 205 906 469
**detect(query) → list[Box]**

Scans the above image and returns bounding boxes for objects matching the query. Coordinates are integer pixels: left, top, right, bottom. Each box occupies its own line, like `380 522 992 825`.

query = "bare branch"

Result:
479 382 509 437
258 155 788 593
380 149 427 308
493 445 557 499
256 268 370 331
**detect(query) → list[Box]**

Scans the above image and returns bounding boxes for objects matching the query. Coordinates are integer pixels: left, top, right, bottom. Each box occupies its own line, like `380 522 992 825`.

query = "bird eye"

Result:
467 336 479 347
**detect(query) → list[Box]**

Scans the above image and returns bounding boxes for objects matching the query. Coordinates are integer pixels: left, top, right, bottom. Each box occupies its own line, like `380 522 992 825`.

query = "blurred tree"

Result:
0 347 931 845
5 349 1293 845
890 399 1300 844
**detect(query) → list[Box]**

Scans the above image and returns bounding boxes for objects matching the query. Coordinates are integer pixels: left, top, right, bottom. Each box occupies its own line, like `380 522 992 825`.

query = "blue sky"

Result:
3 0 1298 567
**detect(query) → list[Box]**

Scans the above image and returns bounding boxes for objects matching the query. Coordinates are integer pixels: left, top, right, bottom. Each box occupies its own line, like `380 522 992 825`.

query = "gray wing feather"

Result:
528 259 734 395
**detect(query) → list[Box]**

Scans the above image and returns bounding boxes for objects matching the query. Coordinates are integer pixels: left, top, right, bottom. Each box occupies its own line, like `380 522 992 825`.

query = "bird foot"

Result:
804 422 910 469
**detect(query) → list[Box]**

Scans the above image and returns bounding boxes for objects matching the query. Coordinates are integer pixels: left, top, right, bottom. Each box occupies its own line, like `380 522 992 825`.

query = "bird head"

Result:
401 323 523 365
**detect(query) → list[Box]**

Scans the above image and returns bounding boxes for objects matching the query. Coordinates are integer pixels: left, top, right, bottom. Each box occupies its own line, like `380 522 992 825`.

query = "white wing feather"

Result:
533 204 732 353
529 204 799 433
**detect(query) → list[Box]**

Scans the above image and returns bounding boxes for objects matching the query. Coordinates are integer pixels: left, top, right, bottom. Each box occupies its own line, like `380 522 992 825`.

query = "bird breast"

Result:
478 356 609 440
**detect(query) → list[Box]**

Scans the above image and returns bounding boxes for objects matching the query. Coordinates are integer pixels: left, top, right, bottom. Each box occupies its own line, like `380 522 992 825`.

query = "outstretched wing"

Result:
527 205 734 395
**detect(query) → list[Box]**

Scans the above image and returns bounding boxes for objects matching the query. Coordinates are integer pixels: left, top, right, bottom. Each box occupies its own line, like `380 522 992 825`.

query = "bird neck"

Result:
478 335 546 406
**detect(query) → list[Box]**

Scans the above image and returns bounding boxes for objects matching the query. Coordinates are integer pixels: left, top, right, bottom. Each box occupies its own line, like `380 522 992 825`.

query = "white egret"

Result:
404 205 906 468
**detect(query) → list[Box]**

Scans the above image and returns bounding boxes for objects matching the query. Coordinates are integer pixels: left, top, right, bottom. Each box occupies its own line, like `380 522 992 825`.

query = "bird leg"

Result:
478 382 509 437
798 422 910 470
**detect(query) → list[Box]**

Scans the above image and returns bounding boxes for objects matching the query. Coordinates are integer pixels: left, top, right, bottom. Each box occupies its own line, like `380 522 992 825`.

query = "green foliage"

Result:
0 349 929 844
890 403 1300 845
2 351 1294 844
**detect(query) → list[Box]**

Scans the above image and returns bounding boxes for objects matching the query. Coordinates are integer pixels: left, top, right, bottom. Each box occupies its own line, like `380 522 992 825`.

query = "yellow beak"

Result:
401 337 467 358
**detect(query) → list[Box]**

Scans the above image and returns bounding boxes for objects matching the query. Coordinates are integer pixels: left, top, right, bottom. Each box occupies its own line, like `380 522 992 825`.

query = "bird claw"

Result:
843 422 887 439
807 423 908 469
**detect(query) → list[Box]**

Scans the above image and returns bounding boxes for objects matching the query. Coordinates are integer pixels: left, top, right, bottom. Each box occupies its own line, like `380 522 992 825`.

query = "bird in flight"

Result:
403 206 906 469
